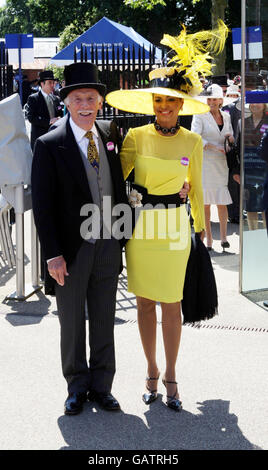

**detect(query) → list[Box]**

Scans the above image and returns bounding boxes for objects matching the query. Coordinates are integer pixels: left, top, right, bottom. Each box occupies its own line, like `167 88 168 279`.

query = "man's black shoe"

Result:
88 390 121 411
64 392 87 415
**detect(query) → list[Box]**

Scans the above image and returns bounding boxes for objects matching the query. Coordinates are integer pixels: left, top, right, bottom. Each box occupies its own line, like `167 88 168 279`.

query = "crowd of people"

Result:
24 20 268 417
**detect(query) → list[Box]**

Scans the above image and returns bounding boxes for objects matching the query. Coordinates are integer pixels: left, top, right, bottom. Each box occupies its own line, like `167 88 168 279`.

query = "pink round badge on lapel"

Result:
180 157 189 166
107 141 115 151
260 124 268 134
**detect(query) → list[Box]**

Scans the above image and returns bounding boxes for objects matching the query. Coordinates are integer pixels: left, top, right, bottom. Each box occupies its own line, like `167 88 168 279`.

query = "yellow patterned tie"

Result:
85 130 99 173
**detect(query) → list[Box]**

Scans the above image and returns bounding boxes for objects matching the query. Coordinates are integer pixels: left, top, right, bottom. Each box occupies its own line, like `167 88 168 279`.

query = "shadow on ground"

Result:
57 398 261 451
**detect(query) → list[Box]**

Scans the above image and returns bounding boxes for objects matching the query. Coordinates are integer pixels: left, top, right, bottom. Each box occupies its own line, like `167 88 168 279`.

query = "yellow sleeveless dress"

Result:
120 124 205 303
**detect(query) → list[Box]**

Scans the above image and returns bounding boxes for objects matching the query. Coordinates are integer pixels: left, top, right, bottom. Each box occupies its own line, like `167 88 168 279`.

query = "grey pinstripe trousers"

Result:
55 239 121 394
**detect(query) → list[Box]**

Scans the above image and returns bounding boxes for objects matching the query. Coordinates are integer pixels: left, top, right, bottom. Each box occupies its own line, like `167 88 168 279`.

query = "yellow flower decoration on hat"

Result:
160 19 229 96
105 20 229 116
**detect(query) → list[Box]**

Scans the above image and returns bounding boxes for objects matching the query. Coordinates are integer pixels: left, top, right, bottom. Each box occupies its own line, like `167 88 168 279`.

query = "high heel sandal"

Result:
142 374 160 405
221 241 230 251
162 378 182 412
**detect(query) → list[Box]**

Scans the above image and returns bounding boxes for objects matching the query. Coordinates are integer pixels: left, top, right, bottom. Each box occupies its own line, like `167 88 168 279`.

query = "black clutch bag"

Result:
224 136 239 171
181 233 218 324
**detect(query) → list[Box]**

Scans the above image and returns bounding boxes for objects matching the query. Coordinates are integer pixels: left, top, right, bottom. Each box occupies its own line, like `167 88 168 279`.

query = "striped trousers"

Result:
55 239 121 394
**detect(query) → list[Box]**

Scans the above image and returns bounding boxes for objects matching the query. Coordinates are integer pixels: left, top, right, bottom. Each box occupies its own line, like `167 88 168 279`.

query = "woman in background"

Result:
191 84 236 250
235 102 268 230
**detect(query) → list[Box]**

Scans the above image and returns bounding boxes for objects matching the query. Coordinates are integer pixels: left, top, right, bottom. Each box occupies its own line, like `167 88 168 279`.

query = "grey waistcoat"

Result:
80 132 116 243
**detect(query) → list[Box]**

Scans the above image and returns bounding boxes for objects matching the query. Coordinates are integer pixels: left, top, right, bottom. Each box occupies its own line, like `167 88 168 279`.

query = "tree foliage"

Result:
0 0 212 42
0 0 240 73
124 0 241 74
123 0 166 9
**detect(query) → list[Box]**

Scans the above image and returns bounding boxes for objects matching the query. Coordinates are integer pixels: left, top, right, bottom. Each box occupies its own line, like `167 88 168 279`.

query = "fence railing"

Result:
0 41 8 65
0 42 13 101
0 65 13 101
74 43 164 126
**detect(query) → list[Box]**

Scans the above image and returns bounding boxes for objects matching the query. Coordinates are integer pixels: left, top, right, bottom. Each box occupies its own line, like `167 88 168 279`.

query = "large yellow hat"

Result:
106 20 229 116
106 73 209 116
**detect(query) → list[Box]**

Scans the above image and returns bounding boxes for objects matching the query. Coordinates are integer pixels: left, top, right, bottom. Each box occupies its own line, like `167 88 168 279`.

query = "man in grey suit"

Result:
31 63 128 415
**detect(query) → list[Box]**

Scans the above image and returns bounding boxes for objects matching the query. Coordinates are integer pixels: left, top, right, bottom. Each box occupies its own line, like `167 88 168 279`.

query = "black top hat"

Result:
59 62 106 100
211 75 229 87
39 70 55 82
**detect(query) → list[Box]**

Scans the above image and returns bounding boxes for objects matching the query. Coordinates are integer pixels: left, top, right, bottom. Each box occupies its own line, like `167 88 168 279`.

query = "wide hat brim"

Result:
60 83 106 101
196 94 238 107
105 88 210 115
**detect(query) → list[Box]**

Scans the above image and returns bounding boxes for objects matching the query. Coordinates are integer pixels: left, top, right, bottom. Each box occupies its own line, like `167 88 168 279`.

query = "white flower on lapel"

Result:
128 189 143 208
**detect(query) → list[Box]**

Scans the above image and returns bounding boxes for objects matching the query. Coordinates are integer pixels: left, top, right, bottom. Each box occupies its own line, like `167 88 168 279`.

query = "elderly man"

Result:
26 70 63 149
31 62 127 415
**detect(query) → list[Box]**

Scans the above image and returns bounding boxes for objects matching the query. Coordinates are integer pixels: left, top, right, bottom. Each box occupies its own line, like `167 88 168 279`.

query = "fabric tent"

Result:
50 17 162 66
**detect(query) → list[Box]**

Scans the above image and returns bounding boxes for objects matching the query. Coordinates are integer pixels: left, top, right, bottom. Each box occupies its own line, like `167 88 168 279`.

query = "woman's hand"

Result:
196 230 205 241
233 174 240 184
225 133 234 144
204 143 225 154
179 181 190 201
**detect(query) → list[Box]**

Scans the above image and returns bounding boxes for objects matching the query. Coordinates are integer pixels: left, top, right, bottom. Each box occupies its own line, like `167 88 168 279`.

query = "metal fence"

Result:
0 43 13 101
0 65 13 101
74 43 164 131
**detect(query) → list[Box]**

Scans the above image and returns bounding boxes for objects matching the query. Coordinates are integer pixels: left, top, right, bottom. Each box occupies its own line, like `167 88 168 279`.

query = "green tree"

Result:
193 0 229 74
0 0 212 45
1 0 239 73
125 0 241 74
124 0 166 9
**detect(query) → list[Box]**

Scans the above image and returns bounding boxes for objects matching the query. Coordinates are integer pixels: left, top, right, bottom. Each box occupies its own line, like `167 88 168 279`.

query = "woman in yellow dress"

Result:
106 22 227 411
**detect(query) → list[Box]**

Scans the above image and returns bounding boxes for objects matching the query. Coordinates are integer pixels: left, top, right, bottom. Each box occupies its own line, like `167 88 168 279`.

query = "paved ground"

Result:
0 117 267 451
0 205 268 452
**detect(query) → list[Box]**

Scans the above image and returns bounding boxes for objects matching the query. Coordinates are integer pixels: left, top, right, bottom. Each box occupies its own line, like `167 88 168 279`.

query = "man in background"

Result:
26 70 63 150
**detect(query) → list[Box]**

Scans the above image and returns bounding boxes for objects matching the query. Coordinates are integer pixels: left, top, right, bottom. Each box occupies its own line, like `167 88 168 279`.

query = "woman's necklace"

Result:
253 116 262 129
154 118 180 135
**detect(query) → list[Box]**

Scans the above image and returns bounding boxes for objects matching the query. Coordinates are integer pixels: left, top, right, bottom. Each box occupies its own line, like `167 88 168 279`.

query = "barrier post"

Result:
5 184 42 301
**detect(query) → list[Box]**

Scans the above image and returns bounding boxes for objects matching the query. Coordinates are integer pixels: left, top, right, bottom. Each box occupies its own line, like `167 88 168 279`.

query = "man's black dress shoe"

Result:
88 390 120 411
64 392 87 415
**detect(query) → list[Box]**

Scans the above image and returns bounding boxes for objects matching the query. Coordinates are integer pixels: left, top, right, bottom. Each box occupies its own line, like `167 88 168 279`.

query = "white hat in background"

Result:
197 83 238 106
226 84 241 97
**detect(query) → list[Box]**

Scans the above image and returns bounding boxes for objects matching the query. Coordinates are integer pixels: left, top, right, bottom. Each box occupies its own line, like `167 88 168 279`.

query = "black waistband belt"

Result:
132 183 186 209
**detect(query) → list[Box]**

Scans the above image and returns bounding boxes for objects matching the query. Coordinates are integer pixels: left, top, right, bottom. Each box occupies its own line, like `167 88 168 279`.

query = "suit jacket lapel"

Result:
95 120 126 205
208 111 222 134
96 120 118 167
58 119 92 200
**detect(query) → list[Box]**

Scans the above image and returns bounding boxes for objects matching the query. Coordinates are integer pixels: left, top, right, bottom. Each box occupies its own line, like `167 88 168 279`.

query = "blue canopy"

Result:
50 17 162 65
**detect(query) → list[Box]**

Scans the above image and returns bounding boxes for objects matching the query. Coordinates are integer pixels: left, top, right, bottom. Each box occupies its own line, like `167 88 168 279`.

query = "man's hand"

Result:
47 256 69 286
179 182 190 202
49 117 60 125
